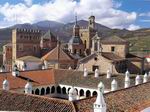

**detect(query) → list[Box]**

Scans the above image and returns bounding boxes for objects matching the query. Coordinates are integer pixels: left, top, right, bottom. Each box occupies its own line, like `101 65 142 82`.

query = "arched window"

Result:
80 89 84 96
57 86 61 94
94 42 98 51
35 89 40 95
84 40 87 48
92 91 97 96
51 86 55 94
86 90 91 97
46 87 50 94
62 87 66 94
41 88 45 95
32 90 34 94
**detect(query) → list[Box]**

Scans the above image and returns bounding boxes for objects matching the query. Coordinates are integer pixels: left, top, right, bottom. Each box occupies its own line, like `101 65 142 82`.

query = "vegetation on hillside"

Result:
127 36 150 53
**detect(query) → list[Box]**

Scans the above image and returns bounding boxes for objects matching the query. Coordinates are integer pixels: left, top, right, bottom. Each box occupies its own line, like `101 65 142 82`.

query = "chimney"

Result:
12 65 19 77
106 69 111 79
3 79 9 90
135 75 141 85
111 79 118 91
84 68 88 77
143 73 148 83
68 87 77 101
94 69 99 78
25 81 32 94
124 74 130 88
93 82 106 112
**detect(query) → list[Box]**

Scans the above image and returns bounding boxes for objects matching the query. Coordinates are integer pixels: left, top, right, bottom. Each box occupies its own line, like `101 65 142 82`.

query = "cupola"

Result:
111 79 118 91
68 87 77 101
3 79 9 90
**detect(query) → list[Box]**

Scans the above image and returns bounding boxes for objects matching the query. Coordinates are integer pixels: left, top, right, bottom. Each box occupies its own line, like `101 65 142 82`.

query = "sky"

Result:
0 0 150 30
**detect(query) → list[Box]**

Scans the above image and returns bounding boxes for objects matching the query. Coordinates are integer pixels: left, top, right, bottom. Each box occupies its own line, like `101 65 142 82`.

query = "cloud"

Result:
0 0 139 29
139 12 150 17
140 19 150 22
24 0 33 6
127 24 140 31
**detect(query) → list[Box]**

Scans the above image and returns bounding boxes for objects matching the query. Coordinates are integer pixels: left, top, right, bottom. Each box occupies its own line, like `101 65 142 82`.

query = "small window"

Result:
92 65 99 71
74 49 77 54
111 46 115 52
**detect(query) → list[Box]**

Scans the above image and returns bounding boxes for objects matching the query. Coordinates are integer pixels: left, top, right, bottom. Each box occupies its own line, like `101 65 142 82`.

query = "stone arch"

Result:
75 88 78 95
57 86 61 94
68 87 71 93
51 86 55 94
80 89 84 96
86 90 91 97
92 91 98 96
41 88 45 95
62 87 67 94
35 88 40 95
46 87 50 94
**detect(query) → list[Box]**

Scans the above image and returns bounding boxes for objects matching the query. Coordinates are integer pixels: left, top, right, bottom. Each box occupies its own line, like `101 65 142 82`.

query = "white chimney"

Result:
95 69 99 78
84 68 88 77
22 63 27 71
68 66 72 70
44 60 48 69
124 74 130 88
143 73 148 83
25 81 32 94
94 82 106 112
68 87 77 101
106 69 111 79
0 65 5 72
125 70 130 76
3 79 9 90
135 75 141 85
111 79 118 91
12 65 20 77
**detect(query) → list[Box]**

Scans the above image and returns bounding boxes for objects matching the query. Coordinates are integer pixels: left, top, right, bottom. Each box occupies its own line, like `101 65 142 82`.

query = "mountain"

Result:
0 19 150 43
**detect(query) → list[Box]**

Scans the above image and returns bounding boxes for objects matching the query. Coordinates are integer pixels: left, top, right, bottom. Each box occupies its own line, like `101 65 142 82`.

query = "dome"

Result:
69 87 77 95
69 36 83 45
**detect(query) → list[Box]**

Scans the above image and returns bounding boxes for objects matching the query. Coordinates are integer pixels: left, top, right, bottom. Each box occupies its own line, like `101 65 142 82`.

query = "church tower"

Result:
88 15 95 30
68 15 85 55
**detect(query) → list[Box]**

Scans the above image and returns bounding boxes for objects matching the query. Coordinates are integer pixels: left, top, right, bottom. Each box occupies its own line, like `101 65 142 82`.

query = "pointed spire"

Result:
75 13 78 25
94 82 106 112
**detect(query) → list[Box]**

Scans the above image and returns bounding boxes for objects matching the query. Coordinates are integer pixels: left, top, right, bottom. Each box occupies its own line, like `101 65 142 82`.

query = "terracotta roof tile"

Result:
74 81 150 112
0 69 55 89
0 90 76 112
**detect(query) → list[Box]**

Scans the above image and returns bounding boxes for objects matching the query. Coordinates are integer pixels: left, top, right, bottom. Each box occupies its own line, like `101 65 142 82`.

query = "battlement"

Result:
13 28 41 33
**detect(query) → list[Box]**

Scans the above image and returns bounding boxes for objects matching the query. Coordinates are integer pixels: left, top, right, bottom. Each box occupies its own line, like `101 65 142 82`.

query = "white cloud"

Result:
0 0 139 29
24 0 33 6
127 24 140 31
139 12 150 17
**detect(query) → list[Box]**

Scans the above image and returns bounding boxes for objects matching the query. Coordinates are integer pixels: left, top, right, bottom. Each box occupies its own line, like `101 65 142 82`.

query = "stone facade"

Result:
12 29 41 63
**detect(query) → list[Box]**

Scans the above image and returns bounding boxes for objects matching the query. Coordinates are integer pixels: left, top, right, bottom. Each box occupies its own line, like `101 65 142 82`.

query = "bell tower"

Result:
88 15 95 30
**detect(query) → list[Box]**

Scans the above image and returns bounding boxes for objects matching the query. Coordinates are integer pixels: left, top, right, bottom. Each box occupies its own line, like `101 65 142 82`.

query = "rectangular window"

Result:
111 46 115 52
92 65 99 72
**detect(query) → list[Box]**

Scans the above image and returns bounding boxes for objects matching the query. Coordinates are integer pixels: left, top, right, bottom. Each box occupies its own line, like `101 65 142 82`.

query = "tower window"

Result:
111 46 115 52
74 49 77 54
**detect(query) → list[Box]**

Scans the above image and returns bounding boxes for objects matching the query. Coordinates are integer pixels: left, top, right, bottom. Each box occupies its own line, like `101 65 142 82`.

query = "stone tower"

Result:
88 15 95 30
12 28 41 65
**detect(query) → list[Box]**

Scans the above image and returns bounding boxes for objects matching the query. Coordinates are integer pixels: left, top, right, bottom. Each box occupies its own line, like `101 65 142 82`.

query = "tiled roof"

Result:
74 81 150 112
79 52 124 63
0 90 75 112
101 35 128 44
126 53 143 61
53 69 138 90
17 56 42 62
102 52 125 61
41 46 74 62
0 69 55 90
